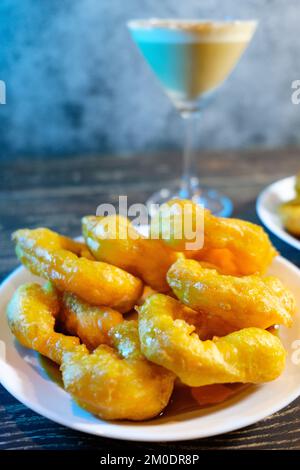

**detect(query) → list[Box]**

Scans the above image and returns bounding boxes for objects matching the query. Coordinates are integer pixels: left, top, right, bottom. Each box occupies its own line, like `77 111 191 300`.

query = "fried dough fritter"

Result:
137 287 234 339
8 199 297 422
59 291 123 350
151 199 277 275
167 259 295 329
12 228 143 313
6 283 79 364
7 284 174 420
61 320 175 421
82 215 178 292
138 294 286 387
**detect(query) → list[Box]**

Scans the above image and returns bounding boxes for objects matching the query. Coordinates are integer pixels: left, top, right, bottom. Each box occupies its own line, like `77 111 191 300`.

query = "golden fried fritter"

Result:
61 320 175 420
59 291 123 350
138 294 286 386
151 199 277 275
167 259 295 329
13 228 143 313
6 283 79 364
138 288 234 339
82 215 178 292
190 248 240 275
279 199 300 237
136 285 158 306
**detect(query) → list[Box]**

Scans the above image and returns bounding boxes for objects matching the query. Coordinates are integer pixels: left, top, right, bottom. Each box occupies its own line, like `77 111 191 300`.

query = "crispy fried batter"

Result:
61 320 175 420
59 291 123 350
6 283 79 364
151 199 277 275
8 201 296 422
13 228 143 313
82 215 177 292
138 294 286 386
167 258 295 329
137 286 234 339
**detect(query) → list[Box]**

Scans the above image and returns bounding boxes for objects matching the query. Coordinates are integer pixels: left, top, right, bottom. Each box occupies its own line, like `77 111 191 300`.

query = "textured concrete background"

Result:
0 0 299 159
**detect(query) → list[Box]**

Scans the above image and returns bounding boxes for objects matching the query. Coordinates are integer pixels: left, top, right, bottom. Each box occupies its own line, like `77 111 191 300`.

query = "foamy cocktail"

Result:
128 19 257 214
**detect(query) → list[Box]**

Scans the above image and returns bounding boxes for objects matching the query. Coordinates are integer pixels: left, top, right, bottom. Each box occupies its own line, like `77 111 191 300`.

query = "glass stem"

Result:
179 113 198 199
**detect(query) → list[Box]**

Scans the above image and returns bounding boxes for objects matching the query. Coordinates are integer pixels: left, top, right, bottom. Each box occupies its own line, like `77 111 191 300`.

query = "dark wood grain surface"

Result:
1 148 300 450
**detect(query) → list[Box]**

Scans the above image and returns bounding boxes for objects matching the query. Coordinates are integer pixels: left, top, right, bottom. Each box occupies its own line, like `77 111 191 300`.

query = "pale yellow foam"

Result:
128 19 257 43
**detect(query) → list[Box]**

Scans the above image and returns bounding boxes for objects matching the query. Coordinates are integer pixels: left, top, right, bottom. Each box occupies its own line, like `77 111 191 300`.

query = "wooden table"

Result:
1 148 300 451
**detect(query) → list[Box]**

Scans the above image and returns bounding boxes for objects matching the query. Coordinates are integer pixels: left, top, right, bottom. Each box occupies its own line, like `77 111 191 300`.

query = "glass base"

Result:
147 181 233 218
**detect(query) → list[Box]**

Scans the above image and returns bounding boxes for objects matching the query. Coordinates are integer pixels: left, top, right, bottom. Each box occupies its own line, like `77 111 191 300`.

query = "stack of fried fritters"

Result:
7 200 296 421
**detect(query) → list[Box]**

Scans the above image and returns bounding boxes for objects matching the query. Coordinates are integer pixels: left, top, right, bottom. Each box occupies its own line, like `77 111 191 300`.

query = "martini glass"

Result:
128 19 257 216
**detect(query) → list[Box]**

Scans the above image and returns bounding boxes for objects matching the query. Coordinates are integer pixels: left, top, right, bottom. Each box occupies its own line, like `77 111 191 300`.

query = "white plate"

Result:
257 176 300 250
1 257 300 442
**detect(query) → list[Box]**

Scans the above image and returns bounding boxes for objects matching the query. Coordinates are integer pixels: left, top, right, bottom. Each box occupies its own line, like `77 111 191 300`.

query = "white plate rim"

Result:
1 257 300 442
256 175 300 250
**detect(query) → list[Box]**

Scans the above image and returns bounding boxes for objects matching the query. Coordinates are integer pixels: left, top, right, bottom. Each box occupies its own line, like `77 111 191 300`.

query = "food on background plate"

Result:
296 172 300 196
6 199 297 421
278 173 300 238
279 199 300 237
82 215 178 292
151 198 277 275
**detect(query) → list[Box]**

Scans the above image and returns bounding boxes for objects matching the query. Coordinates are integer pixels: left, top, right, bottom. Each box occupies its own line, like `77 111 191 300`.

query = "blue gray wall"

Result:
0 0 299 159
